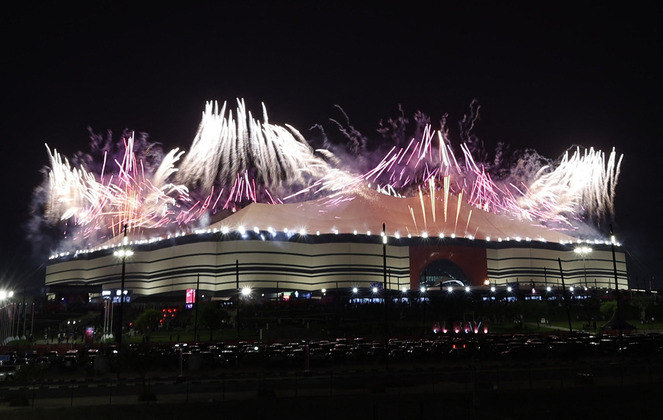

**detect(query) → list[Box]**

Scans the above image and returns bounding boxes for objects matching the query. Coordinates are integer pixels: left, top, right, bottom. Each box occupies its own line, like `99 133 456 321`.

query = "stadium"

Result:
44 188 628 300
40 100 627 301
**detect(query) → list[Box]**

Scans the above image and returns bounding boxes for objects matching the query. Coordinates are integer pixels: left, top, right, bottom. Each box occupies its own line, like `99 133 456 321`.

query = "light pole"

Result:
194 273 200 342
382 223 389 370
557 258 573 334
609 225 623 340
574 246 592 289
235 260 240 341
0 290 15 343
113 225 133 347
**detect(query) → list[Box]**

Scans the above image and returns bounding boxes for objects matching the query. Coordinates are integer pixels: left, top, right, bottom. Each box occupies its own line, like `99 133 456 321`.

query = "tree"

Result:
134 309 161 336
200 302 228 341
600 301 618 320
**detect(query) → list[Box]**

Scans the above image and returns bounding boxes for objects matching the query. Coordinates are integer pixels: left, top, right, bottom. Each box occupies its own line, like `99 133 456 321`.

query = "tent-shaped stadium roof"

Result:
210 188 577 243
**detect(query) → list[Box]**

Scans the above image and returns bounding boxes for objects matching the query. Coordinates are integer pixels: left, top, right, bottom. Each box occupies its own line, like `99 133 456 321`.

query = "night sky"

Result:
2 2 662 291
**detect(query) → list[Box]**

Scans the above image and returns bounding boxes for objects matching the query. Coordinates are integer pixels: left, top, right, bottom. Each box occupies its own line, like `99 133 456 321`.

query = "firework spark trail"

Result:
408 205 418 232
40 99 624 253
465 209 472 235
429 177 436 223
177 100 331 193
355 121 622 228
418 187 427 230
455 190 463 234
515 147 622 223
46 133 193 240
443 175 450 222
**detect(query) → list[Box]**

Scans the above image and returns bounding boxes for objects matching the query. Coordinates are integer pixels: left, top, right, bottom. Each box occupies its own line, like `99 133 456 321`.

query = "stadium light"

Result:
447 286 453 293
321 288 326 294
113 249 134 258
465 286 471 293
546 286 552 292
352 287 358 294
420 286 426 293
401 287 407 293
372 286 378 294
569 286 575 292
506 286 513 292
241 287 252 296
0 290 10 300
490 286 496 293
574 246 592 255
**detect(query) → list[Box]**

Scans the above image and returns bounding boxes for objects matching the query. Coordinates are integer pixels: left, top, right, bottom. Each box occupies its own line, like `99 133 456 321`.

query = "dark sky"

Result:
2 2 662 291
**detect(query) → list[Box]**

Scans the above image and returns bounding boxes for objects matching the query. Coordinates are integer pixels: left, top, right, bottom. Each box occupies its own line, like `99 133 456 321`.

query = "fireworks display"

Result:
34 99 623 255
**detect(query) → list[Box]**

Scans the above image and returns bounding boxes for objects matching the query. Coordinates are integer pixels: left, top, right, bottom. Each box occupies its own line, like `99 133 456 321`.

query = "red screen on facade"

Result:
185 288 196 304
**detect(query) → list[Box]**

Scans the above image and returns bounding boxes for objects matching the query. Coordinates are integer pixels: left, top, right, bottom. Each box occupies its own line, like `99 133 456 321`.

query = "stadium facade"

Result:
45 190 628 298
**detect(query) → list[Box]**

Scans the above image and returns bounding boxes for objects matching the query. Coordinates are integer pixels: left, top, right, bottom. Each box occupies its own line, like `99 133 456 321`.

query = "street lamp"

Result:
574 246 592 288
113 225 132 347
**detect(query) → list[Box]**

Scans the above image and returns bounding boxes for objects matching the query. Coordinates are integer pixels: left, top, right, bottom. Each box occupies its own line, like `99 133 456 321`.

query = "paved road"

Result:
2 359 662 409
